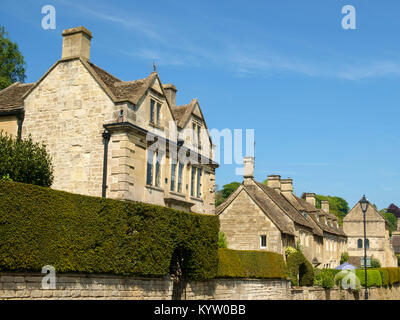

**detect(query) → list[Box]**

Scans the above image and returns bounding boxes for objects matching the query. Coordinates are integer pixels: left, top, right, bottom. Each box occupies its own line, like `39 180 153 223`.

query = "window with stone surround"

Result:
150 98 161 125
170 160 184 193
146 149 161 187
358 239 363 248
260 235 267 249
191 166 202 198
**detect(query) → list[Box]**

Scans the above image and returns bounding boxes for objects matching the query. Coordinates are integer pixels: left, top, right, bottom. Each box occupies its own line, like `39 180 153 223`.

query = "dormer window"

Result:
302 212 308 220
150 99 161 125
192 122 202 148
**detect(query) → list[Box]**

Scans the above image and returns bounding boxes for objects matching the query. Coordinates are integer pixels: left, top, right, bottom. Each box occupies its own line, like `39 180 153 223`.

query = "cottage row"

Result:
0 26 397 268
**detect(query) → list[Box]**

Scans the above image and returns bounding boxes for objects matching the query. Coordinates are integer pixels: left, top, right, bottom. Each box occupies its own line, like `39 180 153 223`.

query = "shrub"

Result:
285 246 297 258
340 252 349 265
356 270 382 288
0 181 219 280
286 250 314 286
0 132 53 187
314 269 335 289
218 231 228 249
371 258 381 268
382 267 400 285
217 248 287 279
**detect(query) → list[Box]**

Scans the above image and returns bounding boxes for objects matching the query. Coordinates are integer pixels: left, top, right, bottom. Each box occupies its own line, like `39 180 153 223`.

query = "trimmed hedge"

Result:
314 267 400 289
0 181 219 280
356 270 382 288
286 251 314 286
216 248 287 279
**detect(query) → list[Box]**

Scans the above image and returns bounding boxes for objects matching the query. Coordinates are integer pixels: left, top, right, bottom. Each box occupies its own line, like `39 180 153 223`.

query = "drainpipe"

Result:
16 111 24 140
102 129 112 198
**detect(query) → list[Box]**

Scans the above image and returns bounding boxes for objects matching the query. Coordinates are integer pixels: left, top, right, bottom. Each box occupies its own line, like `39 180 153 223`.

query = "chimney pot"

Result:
163 84 177 107
304 193 316 207
267 175 281 193
280 178 293 193
62 26 92 60
321 200 330 213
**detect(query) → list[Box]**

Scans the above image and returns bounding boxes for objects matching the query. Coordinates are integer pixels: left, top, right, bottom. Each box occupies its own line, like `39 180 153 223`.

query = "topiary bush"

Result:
0 180 219 280
286 250 314 286
0 132 53 187
217 248 287 279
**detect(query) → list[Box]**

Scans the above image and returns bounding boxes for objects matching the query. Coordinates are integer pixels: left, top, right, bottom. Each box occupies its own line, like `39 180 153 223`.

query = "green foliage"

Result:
218 231 228 249
0 132 53 187
285 246 297 258
380 210 397 236
370 258 381 268
314 269 338 289
216 248 287 279
1 174 12 182
315 195 349 225
0 26 26 90
215 182 241 207
381 267 400 285
356 269 382 288
286 250 314 286
0 181 219 280
340 252 349 265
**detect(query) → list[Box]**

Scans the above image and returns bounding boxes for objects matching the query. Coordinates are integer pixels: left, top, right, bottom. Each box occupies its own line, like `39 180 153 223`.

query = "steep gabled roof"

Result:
86 61 158 105
255 182 315 231
0 82 35 112
216 184 295 235
292 195 346 236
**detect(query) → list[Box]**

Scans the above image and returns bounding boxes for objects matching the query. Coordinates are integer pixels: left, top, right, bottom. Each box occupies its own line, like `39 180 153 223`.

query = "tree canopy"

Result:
315 194 350 225
387 203 400 218
215 182 241 207
0 26 26 90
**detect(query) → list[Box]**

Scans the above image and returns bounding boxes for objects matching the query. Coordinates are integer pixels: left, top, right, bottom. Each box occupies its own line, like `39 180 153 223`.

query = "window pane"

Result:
178 163 184 193
365 239 369 249
170 162 176 191
155 152 161 187
191 167 195 197
146 150 154 185
357 239 363 248
156 103 161 125
193 124 196 143
260 235 266 248
150 99 155 123
196 168 201 198
197 125 201 146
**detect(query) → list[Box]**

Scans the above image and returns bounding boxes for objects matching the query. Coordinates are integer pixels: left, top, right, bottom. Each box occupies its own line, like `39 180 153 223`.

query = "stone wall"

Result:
1 272 400 300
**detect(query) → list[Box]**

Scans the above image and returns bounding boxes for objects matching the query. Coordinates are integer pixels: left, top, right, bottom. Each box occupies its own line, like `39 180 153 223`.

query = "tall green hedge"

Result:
0 181 219 280
286 250 314 286
216 248 287 279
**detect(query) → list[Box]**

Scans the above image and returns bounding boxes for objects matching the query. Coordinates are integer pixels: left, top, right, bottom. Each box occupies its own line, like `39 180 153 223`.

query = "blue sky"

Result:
1 0 399 209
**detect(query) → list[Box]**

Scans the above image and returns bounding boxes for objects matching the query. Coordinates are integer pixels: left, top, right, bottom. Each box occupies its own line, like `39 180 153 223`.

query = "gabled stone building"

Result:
343 202 397 267
217 157 347 268
0 26 218 214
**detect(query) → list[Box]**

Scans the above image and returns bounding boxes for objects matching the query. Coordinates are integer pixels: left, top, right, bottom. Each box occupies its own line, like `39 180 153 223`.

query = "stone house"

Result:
0 26 218 214
343 202 397 267
217 157 347 268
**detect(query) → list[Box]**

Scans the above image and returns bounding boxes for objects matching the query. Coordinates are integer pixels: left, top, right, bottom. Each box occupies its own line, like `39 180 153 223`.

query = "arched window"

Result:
365 239 370 249
357 239 363 248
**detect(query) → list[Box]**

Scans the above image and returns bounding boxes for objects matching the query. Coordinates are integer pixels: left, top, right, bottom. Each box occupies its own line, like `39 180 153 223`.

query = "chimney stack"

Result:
304 193 316 207
163 84 177 107
243 157 254 185
321 200 329 213
280 178 293 194
267 175 281 193
62 26 92 60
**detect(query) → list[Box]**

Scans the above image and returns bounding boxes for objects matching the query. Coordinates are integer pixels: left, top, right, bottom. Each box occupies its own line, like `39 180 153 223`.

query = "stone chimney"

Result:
321 200 329 213
304 193 316 207
62 26 93 60
267 175 281 193
163 84 177 107
243 157 254 185
280 178 293 194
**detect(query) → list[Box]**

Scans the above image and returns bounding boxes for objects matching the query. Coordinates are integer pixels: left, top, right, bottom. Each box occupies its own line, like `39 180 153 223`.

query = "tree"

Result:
315 194 350 225
380 209 397 236
0 131 53 187
340 252 349 264
0 26 26 90
387 204 400 218
215 182 241 207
